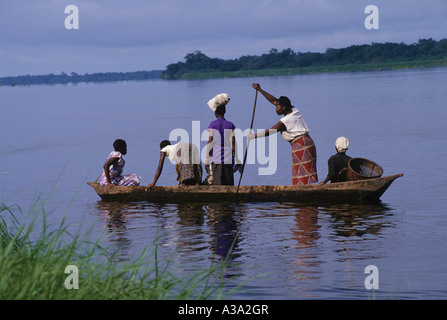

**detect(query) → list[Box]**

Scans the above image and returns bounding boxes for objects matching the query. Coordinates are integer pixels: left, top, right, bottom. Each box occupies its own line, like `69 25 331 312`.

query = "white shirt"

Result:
161 142 200 165
280 108 309 142
161 143 178 162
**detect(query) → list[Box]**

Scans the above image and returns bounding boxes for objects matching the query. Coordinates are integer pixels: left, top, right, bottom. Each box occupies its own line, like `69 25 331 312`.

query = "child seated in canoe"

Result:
98 139 141 186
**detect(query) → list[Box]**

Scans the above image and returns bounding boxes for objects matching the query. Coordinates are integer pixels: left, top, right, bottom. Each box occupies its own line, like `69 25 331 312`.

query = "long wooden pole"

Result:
236 90 258 194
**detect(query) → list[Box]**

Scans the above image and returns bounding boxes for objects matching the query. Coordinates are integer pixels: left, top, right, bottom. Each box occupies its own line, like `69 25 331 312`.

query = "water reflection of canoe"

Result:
87 173 403 204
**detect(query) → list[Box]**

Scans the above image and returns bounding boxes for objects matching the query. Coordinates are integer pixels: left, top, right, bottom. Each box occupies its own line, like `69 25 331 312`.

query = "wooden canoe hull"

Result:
87 173 403 204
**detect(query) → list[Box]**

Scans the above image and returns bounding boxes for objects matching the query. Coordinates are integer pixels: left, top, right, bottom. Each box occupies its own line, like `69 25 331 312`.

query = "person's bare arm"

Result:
252 83 277 106
249 120 285 139
103 157 119 185
147 152 166 189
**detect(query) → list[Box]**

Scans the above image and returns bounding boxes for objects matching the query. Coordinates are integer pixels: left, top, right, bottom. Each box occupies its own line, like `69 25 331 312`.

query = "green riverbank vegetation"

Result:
2 38 446 85
0 202 234 300
0 70 163 87
161 38 447 79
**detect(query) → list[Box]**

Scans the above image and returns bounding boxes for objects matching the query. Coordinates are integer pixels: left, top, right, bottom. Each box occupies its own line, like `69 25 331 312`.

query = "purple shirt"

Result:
207 118 236 166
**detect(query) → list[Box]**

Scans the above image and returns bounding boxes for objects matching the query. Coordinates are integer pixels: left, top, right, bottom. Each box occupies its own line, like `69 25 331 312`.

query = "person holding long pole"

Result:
249 83 318 185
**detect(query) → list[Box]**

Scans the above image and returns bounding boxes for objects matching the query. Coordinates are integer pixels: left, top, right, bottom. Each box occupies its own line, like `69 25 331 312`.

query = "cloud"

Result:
0 0 446 76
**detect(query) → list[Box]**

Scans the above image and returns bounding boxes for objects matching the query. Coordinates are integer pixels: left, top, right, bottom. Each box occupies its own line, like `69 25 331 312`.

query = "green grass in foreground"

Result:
0 202 234 300
177 58 447 79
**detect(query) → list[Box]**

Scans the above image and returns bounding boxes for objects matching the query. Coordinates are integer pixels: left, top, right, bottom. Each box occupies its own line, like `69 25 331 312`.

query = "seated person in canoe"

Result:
320 137 351 184
98 139 141 186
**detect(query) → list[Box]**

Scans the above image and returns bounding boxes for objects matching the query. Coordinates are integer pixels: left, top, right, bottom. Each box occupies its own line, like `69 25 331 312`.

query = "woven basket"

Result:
346 158 383 181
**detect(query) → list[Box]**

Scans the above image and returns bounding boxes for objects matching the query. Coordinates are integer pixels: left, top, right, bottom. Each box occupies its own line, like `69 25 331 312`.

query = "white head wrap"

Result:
335 137 349 153
207 93 230 112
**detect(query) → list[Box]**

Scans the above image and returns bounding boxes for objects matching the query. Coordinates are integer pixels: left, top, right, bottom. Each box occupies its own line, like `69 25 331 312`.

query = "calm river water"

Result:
1 68 447 299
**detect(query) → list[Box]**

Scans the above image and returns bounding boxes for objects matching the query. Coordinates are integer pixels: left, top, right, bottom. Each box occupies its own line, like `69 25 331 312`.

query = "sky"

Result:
1 0 446 77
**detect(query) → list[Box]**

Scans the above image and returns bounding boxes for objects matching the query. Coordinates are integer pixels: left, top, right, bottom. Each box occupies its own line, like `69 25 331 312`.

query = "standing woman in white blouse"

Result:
249 83 318 185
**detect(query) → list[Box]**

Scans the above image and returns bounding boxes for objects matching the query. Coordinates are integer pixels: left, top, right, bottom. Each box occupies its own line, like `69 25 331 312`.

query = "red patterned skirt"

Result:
291 133 318 185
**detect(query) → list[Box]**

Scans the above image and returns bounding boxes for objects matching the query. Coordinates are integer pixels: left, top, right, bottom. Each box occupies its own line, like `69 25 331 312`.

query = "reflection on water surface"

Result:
92 199 397 298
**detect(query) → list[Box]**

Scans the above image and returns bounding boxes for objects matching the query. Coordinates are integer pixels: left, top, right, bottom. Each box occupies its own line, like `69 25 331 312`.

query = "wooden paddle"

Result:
236 90 258 194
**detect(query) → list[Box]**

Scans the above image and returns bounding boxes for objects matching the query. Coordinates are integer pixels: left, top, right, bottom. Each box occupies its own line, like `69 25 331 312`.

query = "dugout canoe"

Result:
87 173 403 204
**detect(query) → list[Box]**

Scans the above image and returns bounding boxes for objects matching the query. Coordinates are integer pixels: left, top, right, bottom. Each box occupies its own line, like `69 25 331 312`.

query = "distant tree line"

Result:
161 38 447 79
3 38 446 85
0 70 162 86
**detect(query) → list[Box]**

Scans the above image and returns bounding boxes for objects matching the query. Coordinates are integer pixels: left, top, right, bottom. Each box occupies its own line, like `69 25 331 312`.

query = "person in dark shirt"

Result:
320 137 351 184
